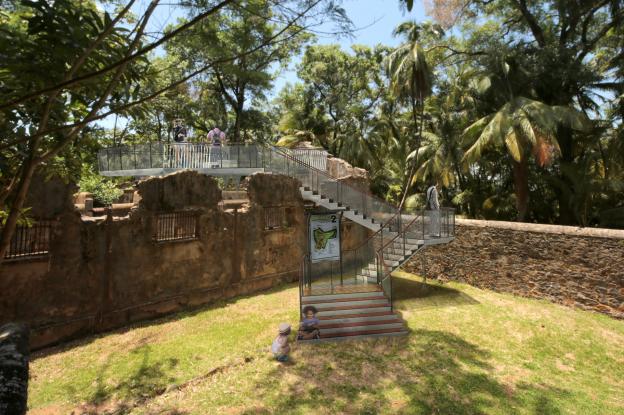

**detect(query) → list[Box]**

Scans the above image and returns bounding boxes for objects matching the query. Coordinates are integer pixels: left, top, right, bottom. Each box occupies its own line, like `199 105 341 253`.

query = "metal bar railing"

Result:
264 206 286 230
152 211 198 242
3 221 53 260
97 144 329 174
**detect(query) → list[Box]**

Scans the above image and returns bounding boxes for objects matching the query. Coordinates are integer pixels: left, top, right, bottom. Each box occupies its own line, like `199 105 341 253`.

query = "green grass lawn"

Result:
28 272 624 415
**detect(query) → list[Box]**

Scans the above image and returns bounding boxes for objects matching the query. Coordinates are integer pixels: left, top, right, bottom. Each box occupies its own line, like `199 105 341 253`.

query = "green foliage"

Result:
78 167 123 206
0 208 33 227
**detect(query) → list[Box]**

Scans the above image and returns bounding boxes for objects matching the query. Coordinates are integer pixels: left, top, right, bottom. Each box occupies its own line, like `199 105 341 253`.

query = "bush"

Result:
79 168 123 206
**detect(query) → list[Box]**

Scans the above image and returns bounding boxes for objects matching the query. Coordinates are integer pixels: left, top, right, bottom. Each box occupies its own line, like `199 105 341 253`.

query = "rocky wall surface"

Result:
404 220 624 319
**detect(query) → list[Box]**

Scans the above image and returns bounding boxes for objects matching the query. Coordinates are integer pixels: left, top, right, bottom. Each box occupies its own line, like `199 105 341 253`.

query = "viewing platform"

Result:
97 143 328 177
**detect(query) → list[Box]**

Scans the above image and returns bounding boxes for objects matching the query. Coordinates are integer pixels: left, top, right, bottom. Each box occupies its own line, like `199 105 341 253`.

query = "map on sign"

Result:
309 214 340 263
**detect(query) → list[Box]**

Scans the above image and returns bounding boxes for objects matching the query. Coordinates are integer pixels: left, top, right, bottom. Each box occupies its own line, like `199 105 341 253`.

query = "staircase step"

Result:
319 327 407 339
383 253 406 261
302 294 386 305
356 273 377 280
307 298 389 310
391 243 420 252
301 290 382 302
317 315 400 326
319 310 395 320
320 322 405 335
300 330 409 342
357 275 378 283
316 304 391 315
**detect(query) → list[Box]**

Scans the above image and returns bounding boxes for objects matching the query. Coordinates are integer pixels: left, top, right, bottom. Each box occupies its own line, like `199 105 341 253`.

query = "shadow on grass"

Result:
64 345 183 414
391 273 480 309
32 280 300 360
243 329 569 415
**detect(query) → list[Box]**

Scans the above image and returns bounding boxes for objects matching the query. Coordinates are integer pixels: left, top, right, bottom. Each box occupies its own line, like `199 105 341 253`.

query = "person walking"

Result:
426 181 440 238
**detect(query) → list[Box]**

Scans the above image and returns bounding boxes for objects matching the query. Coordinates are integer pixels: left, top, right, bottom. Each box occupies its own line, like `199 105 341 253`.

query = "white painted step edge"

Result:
307 298 389 309
298 331 409 343
302 291 384 302
317 315 401 326
320 322 405 335
316 306 392 316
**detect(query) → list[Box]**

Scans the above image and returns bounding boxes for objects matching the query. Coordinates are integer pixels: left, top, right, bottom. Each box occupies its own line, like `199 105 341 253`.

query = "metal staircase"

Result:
263 147 455 342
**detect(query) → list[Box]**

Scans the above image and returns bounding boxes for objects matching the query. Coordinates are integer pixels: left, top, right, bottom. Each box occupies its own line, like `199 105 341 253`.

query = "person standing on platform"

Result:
426 181 440 238
207 127 226 168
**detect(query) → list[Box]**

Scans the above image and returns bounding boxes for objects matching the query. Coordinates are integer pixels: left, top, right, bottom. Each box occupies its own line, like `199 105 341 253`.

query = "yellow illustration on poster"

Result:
309 214 340 263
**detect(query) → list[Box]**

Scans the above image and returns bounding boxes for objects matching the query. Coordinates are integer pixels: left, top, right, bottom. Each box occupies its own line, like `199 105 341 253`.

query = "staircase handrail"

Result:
341 212 400 255
266 145 401 216
377 209 425 256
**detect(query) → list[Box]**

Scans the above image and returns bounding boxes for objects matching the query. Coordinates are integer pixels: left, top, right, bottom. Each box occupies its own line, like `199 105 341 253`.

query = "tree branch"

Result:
512 0 546 47
0 0 236 110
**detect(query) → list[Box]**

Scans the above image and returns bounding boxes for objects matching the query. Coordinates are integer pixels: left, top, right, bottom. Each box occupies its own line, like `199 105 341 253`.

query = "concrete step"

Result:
316 315 400 326
318 310 395 320
299 330 409 343
319 321 405 335
384 259 399 267
302 294 386 306
301 290 382 303
389 242 420 252
306 298 389 310
316 305 392 316
382 253 407 261
319 327 407 339
357 274 379 283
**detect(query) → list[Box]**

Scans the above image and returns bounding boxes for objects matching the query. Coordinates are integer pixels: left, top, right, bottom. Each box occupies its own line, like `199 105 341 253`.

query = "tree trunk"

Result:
555 126 576 225
512 158 530 221
398 97 424 210
233 107 242 142
0 155 39 263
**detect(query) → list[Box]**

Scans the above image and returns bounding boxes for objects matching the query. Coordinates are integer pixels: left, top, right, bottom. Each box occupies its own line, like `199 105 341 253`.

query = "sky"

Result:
139 0 429 95
269 0 428 96
100 0 429 129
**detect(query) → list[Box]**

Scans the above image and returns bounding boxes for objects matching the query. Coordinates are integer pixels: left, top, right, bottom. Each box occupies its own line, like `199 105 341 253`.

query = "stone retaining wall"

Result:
0 171 369 349
405 219 624 319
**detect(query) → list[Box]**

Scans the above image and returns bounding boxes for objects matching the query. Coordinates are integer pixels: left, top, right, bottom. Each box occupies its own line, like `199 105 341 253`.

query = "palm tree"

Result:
463 95 589 221
385 21 438 209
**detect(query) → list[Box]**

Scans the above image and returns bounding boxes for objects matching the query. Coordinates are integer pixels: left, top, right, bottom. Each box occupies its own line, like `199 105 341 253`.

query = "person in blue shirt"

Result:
298 305 320 340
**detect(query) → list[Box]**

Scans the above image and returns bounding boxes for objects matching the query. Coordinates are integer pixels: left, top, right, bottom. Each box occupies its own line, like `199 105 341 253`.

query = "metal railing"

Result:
97 143 329 175
281 148 328 171
264 206 287 230
152 211 198 242
263 147 401 230
4 221 54 260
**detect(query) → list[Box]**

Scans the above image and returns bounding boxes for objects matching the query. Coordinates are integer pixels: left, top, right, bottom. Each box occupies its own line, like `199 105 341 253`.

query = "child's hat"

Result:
278 323 291 334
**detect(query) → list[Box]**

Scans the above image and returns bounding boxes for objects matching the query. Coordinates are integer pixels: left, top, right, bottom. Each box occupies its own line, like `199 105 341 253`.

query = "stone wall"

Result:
326 156 370 193
405 219 624 319
0 171 371 349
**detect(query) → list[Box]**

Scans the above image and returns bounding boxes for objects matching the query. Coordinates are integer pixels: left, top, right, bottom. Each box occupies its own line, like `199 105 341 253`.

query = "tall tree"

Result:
278 44 388 166
426 0 624 223
170 0 311 141
385 21 438 209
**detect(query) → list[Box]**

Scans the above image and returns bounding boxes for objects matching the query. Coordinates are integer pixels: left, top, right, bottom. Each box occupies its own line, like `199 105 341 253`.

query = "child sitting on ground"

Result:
271 323 291 362
298 305 320 340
